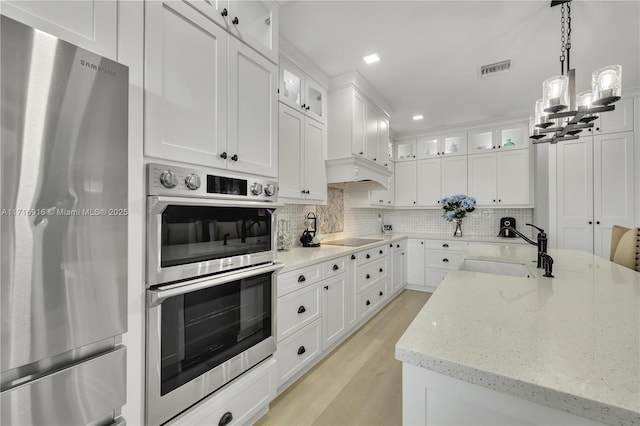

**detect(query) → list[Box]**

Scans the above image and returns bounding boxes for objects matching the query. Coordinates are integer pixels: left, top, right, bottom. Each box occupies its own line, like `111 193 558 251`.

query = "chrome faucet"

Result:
498 223 553 277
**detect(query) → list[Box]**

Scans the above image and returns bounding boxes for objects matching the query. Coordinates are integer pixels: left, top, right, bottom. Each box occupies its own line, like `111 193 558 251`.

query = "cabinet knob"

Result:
390 244 393 247
359 151 364 155
379 291 384 296
498 199 501 203
443 243 449 248
493 199 496 203
420 241 423 244
366 274 371 279
379 249 383 254
351 254 356 260
366 300 371 306
297 305 306 314
373 158 377 161
220 151 227 159
218 412 233 426
412 155 416 158
232 16 239 25
596 127 600 131
231 154 238 161
306 190 310 194
297 346 306 355
366 254 370 259
498 145 502 148
298 275 306 282
493 146 496 149
596 221 600 225
396 244 400 248
301 103 306 109
301 189 306 194
220 8 228 17
443 258 449 262
379 268 383 272
306 106 310 110
333 264 339 270
588 221 593 225
324 285 329 290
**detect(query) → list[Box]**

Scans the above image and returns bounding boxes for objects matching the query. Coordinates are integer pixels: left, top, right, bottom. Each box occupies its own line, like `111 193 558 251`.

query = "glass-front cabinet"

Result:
416 132 467 158
469 121 529 154
395 139 416 161
416 135 439 158
279 56 326 124
468 127 496 153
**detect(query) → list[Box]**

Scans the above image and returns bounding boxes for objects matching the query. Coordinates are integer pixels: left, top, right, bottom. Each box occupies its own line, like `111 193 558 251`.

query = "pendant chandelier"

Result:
530 0 622 144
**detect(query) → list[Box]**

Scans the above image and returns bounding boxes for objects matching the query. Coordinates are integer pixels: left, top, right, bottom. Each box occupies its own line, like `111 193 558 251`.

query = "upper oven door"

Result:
147 196 276 286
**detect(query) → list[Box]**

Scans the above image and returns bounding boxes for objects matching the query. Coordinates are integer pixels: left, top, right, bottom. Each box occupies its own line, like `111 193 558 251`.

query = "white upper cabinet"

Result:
279 57 327 123
416 132 467 159
585 97 634 136
394 161 417 207
186 0 278 64
395 139 417 162
145 1 278 177
1 0 118 59
365 102 379 163
468 149 530 207
416 159 441 206
468 121 529 154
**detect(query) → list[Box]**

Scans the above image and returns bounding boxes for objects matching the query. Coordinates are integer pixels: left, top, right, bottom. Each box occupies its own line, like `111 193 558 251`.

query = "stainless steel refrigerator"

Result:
1 15 128 425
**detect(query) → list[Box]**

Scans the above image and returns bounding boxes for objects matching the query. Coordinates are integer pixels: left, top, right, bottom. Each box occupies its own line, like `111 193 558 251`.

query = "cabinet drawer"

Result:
426 268 449 288
357 280 387 320
277 284 321 342
167 358 275 426
357 257 388 292
276 320 322 385
323 255 349 278
278 263 323 296
356 245 388 266
426 251 465 270
425 239 468 250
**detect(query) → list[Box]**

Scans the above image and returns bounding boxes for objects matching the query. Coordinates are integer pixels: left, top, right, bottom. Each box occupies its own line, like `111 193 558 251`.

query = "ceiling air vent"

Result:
480 60 511 77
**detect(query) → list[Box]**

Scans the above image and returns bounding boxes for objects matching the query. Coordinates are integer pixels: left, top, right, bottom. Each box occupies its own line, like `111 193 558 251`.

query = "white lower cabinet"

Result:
166 358 276 426
406 239 425 287
391 241 407 294
357 280 387 320
322 273 348 349
424 240 467 291
276 284 321 341
276 320 322 384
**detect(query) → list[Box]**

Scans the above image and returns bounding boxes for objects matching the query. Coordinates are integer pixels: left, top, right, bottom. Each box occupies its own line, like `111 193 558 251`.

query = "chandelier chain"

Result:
560 3 566 74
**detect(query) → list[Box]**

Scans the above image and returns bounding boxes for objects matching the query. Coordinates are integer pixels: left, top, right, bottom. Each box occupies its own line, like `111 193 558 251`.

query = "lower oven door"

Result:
146 263 283 425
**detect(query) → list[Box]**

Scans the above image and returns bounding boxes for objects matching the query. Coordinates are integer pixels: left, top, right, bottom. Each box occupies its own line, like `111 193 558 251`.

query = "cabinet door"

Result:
184 0 230 29
497 121 529 150
441 156 467 197
279 56 304 111
416 136 439 159
1 0 118 59
406 239 425 286
278 104 304 199
395 140 416 161
305 76 327 124
394 162 417 206
556 138 594 252
228 37 278 177
468 153 497 206
497 149 530 205
378 116 391 168
417 159 441 206
352 90 367 157
145 1 228 168
365 102 379 162
593 132 635 258
442 132 467 156
323 274 347 349
468 127 496 153
370 175 393 207
304 118 327 202
228 0 278 64
392 249 405 293
590 98 634 135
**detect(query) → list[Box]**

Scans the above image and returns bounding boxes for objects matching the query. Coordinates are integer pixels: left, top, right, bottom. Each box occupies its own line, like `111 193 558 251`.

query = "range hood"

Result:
325 157 392 189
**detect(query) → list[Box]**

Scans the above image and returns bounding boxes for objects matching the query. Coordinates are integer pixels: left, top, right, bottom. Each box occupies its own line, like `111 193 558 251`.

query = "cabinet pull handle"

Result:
324 285 329 290
220 8 228 17
396 244 400 248
492 146 496 149
379 268 383 272
493 199 496 203
373 157 377 161
232 16 239 25
498 199 501 203
420 241 424 245
379 291 384 296
298 275 306 282
231 154 238 161
297 305 306 314
218 412 233 426
297 346 306 355
596 221 600 225
366 274 371 279
351 254 356 260
379 249 383 254
220 151 227 159
333 264 339 270
588 221 593 225
443 243 449 248
366 254 371 259
443 258 449 262
389 244 393 247
366 300 371 306
359 151 364 155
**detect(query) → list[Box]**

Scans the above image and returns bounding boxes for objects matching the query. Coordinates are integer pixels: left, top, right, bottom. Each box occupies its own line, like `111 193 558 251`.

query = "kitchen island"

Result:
396 245 640 426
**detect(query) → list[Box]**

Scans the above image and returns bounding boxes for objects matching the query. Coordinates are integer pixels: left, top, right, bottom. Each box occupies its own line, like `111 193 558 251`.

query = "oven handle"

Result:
147 263 285 307
147 195 283 214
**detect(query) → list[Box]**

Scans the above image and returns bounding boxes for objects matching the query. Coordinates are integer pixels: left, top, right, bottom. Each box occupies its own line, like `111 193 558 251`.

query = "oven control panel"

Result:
147 163 278 201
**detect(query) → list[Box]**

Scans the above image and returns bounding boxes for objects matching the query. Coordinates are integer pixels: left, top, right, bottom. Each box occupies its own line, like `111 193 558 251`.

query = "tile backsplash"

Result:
276 189 533 247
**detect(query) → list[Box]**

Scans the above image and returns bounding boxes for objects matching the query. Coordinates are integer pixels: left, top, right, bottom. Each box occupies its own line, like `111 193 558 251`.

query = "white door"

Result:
593 132 635 258
378 116 391 168
497 149 530 205
304 76 327 124
323 275 347 349
468 153 497 206
394 162 417 206
352 90 366 157
441 156 467 198
145 1 228 169
392 249 403 293
279 56 304 112
304 118 327 201
417 159 441 206
365 102 379 163
228 0 279 64
557 138 594 252
406 239 425 286
228 37 278 177
277 104 303 199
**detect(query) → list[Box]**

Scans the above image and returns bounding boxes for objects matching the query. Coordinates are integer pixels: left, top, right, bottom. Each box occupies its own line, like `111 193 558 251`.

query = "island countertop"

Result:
395 245 640 426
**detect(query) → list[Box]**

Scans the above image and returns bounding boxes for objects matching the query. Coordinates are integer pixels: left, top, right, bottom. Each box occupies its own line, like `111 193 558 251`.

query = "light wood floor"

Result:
256 289 431 426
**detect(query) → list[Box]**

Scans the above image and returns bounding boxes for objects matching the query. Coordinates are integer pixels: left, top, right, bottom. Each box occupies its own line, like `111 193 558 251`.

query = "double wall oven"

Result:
145 163 282 425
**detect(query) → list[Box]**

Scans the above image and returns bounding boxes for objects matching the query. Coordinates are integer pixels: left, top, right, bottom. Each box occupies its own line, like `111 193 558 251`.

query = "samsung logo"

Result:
80 59 116 78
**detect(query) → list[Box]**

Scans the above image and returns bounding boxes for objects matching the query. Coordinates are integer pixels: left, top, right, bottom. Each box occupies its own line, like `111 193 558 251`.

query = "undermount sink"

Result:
458 259 532 278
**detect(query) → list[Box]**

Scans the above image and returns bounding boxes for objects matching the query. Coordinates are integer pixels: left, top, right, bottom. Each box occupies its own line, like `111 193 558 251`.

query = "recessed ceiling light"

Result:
363 53 380 65
413 114 424 121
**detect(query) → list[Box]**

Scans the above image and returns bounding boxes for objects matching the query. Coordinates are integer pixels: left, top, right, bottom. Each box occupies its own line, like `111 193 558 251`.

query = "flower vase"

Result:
453 218 463 237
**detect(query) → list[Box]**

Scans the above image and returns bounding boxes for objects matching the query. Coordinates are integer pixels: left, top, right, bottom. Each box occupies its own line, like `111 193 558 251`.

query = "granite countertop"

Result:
276 233 528 272
395 244 640 426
